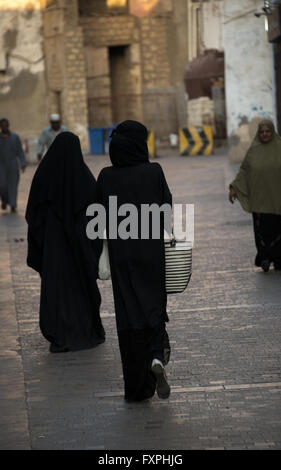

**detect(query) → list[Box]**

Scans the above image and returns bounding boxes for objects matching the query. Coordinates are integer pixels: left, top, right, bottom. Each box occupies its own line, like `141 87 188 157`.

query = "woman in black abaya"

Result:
26 132 105 352
96 120 172 401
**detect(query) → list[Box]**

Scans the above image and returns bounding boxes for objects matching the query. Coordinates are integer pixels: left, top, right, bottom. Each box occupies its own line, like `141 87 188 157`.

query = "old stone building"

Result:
42 0 89 151
224 0 277 162
0 0 228 156
43 0 191 149
0 0 47 157
1 0 196 156
2 0 276 159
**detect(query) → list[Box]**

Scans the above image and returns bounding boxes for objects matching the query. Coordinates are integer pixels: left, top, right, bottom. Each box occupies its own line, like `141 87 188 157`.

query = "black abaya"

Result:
26 132 105 351
96 120 171 401
253 212 281 269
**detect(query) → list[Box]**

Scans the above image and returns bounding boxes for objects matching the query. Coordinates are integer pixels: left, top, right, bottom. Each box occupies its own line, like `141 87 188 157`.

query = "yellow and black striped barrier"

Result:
148 129 156 159
179 126 213 156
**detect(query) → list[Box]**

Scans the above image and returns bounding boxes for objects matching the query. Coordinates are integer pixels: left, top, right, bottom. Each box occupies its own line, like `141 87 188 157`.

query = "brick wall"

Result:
81 15 136 47
63 28 89 150
139 17 171 88
80 12 175 132
43 0 188 141
43 1 89 151
81 15 143 128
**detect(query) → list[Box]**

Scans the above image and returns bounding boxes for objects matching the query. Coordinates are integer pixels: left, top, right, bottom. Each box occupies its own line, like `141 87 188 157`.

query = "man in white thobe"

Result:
37 114 68 161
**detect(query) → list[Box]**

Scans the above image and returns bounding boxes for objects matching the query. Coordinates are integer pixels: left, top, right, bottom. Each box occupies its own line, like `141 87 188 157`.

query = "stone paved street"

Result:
1 151 281 451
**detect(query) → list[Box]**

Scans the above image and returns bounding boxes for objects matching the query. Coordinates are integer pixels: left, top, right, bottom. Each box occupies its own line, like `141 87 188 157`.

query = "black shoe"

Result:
151 359 170 399
10 206 17 213
261 259 270 272
49 343 69 353
1 201 7 210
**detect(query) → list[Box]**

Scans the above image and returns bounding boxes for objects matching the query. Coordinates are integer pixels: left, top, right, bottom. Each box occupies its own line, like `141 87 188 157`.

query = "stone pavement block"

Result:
1 153 281 450
0 220 30 450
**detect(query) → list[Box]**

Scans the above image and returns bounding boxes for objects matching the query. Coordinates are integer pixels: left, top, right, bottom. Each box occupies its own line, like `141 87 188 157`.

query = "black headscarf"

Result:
109 120 149 167
26 131 96 227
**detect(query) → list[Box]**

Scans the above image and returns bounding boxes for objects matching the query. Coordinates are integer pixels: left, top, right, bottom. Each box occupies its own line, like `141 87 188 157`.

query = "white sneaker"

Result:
151 359 170 399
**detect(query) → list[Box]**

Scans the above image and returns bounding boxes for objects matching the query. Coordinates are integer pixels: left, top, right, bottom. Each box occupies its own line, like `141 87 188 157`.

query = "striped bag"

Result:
165 239 192 294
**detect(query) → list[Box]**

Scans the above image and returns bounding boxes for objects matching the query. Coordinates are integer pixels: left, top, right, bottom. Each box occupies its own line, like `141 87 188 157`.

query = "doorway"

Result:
109 45 130 124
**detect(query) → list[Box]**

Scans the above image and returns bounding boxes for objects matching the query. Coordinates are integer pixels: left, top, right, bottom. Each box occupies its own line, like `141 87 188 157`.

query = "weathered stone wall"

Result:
43 0 89 151
224 0 275 162
140 17 171 88
0 0 203 149
0 0 89 156
139 14 182 136
63 28 89 151
43 6 64 96
130 0 172 17
79 1 185 137
80 14 143 128
85 46 113 127
0 0 47 159
201 0 224 51
81 15 136 46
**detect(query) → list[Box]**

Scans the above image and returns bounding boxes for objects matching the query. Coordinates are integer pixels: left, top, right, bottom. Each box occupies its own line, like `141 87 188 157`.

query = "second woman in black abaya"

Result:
26 132 105 352
96 120 172 401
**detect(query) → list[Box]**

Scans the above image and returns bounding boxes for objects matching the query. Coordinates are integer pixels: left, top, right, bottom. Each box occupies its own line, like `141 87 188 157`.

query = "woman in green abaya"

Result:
229 119 281 272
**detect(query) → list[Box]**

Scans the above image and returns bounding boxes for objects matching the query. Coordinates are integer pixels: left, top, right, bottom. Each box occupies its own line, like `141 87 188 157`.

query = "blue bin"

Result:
89 126 117 154
89 128 104 155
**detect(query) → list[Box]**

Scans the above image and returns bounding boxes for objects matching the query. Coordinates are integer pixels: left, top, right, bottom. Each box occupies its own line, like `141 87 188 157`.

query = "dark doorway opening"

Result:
109 45 130 124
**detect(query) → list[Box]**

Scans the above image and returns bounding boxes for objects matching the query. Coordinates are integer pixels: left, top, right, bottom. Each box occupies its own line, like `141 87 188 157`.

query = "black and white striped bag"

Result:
165 239 192 294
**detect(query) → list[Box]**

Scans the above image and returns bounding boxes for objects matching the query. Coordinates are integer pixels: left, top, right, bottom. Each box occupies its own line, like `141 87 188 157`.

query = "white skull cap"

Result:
50 114 60 121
